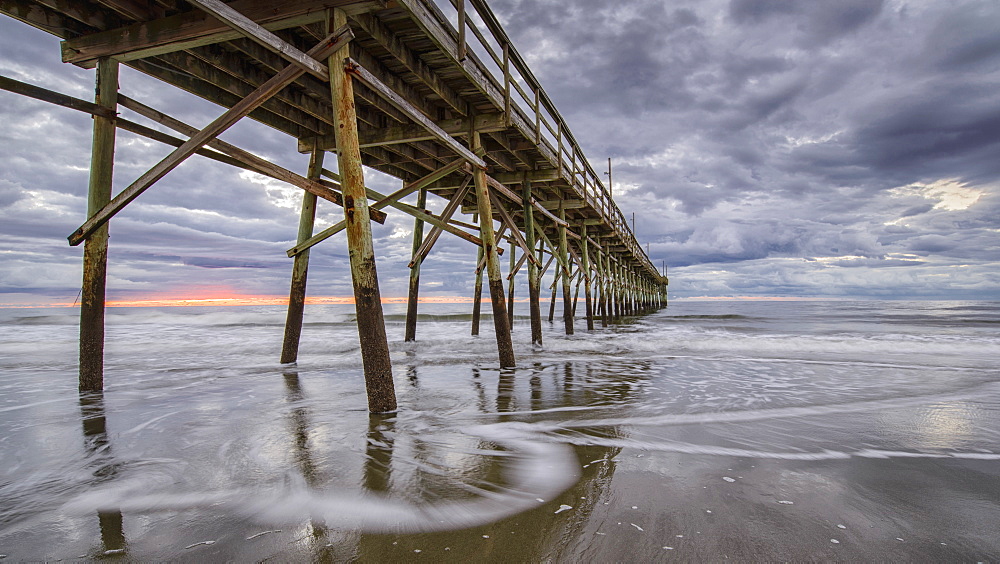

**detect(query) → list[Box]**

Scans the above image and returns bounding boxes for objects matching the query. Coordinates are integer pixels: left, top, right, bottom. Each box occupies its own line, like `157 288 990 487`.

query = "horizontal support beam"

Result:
61 0 376 67
537 199 585 210
344 58 486 170
423 168 559 190
298 112 507 152
187 0 327 79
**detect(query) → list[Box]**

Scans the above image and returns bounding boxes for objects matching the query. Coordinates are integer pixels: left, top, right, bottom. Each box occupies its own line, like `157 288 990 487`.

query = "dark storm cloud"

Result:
729 0 885 46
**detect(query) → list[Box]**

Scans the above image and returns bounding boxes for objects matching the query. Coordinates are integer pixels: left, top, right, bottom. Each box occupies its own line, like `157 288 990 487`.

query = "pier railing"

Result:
417 0 658 279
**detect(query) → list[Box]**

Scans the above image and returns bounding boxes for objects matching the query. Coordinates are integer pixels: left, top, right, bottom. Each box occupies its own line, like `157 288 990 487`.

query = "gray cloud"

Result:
2 0 999 303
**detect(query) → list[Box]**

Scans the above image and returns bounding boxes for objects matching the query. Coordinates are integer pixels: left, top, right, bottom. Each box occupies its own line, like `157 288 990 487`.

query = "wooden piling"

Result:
280 147 324 363
471 130 515 368
472 241 484 336
571 274 582 319
522 179 543 346
599 243 609 327
506 239 515 326
404 186 427 342
581 224 594 330
328 8 395 413
79 58 118 394
548 267 559 323
613 261 622 318
558 207 573 335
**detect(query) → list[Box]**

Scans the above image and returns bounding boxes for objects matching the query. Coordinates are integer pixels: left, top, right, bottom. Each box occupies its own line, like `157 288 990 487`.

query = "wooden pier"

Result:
2 0 667 411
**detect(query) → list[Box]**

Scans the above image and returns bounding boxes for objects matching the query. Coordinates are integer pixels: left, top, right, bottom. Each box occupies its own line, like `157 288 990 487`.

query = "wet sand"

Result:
1 363 998 561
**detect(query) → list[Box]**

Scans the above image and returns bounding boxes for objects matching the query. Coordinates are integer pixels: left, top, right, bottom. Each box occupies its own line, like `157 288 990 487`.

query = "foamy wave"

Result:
61 422 580 534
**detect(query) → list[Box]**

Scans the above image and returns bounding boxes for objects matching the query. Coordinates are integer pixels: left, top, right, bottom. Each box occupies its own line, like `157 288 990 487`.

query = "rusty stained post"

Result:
471 130 515 368
280 147 325 364
79 58 118 393
581 224 594 330
558 207 573 335
506 239 515 326
522 178 542 346
404 186 427 342
328 8 395 412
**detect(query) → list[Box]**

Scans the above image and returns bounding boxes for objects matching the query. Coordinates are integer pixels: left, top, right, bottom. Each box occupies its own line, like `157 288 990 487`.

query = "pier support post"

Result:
281 147 324 363
329 9 395 412
471 130 515 367
404 186 427 342
614 261 623 318
79 58 118 393
599 244 609 327
522 179 542 346
506 239 515 326
571 274 581 319
548 267 558 323
558 207 574 335
471 223 484 336
581 224 594 330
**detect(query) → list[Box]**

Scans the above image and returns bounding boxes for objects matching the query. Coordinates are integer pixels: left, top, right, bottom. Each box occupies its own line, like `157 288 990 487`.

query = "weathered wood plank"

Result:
60 0 376 66
187 0 327 78
351 11 468 116
2 0 91 38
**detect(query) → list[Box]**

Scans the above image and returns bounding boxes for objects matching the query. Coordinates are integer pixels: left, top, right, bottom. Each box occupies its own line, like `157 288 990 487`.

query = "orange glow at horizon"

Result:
33 294 482 308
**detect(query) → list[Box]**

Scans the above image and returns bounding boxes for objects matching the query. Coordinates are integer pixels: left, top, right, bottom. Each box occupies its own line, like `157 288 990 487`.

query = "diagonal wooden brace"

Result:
67 25 353 247
116 95 361 214
488 190 541 268
409 175 473 267
285 158 467 257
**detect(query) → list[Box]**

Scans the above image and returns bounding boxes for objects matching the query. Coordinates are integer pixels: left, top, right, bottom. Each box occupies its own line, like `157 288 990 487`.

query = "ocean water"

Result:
0 299 998 560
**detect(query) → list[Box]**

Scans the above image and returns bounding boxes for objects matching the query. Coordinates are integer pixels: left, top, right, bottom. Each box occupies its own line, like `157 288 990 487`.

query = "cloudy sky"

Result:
1 0 998 305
